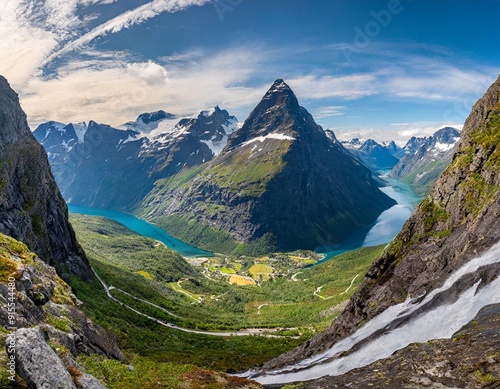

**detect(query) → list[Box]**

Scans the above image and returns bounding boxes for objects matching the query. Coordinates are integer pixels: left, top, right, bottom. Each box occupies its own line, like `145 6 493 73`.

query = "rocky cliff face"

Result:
259 75 500 382
0 76 92 281
390 127 461 196
140 79 395 253
0 233 122 388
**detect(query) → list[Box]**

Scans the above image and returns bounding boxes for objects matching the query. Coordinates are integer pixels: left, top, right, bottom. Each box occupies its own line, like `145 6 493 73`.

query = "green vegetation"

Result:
68 214 384 376
460 172 498 216
70 215 197 282
471 105 500 168
78 353 260 389
471 369 496 384
249 263 274 281
157 164 207 191
444 102 500 217
204 141 291 197
419 197 449 232
0 233 36 282
153 215 239 254
398 159 447 197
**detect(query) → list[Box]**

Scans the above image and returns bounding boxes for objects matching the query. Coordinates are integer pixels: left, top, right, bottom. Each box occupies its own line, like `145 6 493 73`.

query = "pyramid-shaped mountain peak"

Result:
261 78 298 104
223 79 310 151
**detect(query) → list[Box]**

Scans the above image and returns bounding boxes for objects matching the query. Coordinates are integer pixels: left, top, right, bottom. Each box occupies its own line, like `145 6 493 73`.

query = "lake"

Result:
68 204 212 258
69 177 420 261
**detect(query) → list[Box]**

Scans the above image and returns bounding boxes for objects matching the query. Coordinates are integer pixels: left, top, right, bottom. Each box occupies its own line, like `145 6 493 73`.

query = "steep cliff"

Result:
0 76 92 281
0 233 122 388
258 75 500 381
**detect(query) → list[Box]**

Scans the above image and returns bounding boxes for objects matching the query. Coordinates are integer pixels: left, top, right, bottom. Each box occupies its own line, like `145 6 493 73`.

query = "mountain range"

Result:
33 106 238 210
340 128 461 196
390 127 461 196
340 137 400 170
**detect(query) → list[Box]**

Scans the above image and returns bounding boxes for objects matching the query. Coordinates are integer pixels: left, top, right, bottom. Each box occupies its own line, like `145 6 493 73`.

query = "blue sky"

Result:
1 0 499 143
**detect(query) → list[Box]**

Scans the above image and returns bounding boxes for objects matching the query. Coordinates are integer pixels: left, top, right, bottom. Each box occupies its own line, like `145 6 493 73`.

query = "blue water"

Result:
69 177 419 262
68 204 212 258
316 178 422 262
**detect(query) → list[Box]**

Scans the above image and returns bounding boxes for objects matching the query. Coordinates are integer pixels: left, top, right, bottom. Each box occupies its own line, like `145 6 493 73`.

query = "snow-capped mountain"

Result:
341 138 399 171
382 140 403 158
340 138 365 150
33 107 238 210
119 110 176 134
390 127 461 196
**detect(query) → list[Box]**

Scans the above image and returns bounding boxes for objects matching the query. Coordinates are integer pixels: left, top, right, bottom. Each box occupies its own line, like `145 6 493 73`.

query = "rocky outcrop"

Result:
8 327 78 389
141 79 395 253
259 75 500 378
0 232 121 388
0 76 92 281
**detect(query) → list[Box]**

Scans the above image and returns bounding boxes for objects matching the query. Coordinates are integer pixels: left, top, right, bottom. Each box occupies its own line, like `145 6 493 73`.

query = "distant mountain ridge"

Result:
33 106 237 210
341 138 400 171
140 79 396 254
390 127 461 196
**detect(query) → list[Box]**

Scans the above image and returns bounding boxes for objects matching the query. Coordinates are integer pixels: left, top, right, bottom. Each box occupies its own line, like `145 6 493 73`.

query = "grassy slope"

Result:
139 142 292 255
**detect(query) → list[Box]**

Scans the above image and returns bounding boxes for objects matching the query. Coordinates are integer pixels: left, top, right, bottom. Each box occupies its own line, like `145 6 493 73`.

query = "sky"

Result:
1 0 500 144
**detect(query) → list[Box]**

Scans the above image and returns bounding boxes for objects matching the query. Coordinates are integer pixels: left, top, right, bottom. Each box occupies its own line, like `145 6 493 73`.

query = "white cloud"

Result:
0 0 212 90
288 74 376 100
126 61 169 86
20 48 267 127
386 65 496 101
311 106 346 120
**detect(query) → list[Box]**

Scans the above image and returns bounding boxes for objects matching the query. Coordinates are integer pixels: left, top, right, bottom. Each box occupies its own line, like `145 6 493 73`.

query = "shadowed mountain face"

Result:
257 74 500 386
140 79 396 253
0 76 92 281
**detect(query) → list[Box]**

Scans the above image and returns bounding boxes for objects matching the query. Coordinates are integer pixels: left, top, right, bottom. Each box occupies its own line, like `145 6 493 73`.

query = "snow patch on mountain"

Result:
72 122 88 143
242 133 296 147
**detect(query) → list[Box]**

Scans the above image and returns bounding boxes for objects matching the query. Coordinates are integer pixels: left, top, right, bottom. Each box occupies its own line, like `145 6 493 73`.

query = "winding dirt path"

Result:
91 268 299 338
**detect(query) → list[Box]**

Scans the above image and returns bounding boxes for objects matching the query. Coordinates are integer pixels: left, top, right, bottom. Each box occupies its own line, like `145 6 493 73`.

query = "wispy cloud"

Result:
311 106 347 120
21 47 267 126
288 74 376 100
0 0 212 88
44 0 211 65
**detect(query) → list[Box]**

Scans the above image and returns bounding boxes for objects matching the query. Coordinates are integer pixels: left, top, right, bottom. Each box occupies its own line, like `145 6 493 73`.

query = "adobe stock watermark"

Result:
213 0 244 22
6 276 17 382
342 0 412 64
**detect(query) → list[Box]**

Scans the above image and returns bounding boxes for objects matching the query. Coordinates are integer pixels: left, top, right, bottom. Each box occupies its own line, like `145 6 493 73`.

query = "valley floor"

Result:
67 213 385 388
